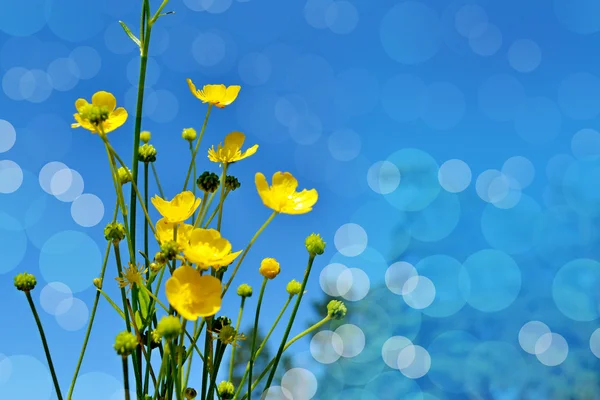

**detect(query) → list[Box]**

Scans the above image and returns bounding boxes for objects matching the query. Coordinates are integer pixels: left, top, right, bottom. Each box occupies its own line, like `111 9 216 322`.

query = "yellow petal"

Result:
92 91 117 111
151 195 170 218
103 108 128 133
272 172 299 194
224 131 246 152
189 228 222 245
240 144 259 160
203 84 227 103
223 85 241 105
194 275 223 317
75 98 89 113
187 78 200 99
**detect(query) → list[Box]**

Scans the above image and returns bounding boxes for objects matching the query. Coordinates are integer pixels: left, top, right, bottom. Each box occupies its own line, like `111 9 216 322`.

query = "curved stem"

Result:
221 211 277 297
216 164 228 232
183 104 213 191
263 254 316 391
228 297 246 381
248 278 268 400
25 291 63 400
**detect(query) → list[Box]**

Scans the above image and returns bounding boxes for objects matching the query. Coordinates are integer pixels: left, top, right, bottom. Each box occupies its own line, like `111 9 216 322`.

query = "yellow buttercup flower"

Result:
208 131 258 164
71 91 128 134
183 228 242 270
165 265 222 320
259 258 280 280
186 79 241 108
116 263 147 292
151 191 201 224
255 172 318 215
155 218 194 247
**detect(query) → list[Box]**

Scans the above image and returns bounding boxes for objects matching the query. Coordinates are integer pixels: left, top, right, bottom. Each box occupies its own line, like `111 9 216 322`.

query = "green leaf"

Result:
135 310 144 331
119 21 141 48
138 284 151 320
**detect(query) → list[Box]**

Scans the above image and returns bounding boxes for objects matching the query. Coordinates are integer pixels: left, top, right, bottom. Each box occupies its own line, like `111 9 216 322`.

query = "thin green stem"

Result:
25 291 63 400
202 191 229 229
248 278 268 400
231 295 292 398
207 343 226 400
122 357 131 400
151 163 165 198
228 297 246 381
222 211 278 297
153 343 170 400
114 244 133 333
263 254 316 391
201 318 213 400
184 319 198 388
194 191 209 230
200 191 217 223
190 141 198 225
216 164 228 232
177 319 188 397
150 0 170 24
184 319 206 362
183 104 213 191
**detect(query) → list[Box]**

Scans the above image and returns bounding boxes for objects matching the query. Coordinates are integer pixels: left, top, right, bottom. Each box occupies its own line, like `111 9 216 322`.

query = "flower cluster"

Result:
12 6 345 400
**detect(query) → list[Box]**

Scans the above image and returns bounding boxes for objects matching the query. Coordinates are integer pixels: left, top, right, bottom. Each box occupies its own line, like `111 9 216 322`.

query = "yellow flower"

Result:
116 263 147 292
183 229 242 270
71 91 128 134
259 258 280 280
165 265 222 320
155 218 194 247
208 131 258 164
186 79 241 108
151 191 201 224
255 172 318 215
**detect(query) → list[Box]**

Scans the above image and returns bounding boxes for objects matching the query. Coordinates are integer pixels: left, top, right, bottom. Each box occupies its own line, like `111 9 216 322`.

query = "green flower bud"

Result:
140 131 151 143
225 176 241 192
213 316 231 332
184 388 198 399
104 222 126 243
327 300 347 320
114 331 138 356
305 233 326 256
182 128 197 142
157 315 182 341
151 330 161 344
236 283 253 298
14 272 37 292
138 143 157 163
196 171 220 193
81 104 109 126
93 278 102 290
217 381 235 400
117 166 132 185
154 251 167 266
160 241 180 260
149 262 162 273
218 325 241 346
286 279 302 296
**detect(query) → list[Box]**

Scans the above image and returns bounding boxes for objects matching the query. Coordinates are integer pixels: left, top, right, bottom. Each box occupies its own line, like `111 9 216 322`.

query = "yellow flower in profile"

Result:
155 218 194 247
183 229 242 270
255 172 318 215
186 79 241 108
151 191 201 224
208 131 258 164
165 265 222 320
116 263 147 292
71 91 128 134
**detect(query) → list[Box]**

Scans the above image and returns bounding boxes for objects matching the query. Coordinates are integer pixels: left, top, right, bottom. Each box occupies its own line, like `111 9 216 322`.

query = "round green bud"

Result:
14 272 37 292
156 315 182 341
196 171 220 193
149 262 162 273
81 104 109 126
140 131 151 143
225 176 241 192
160 241 180 260
114 331 138 356
182 128 197 142
104 222 126 243
93 278 102 290
151 330 161 344
236 283 253 298
217 325 239 346
286 279 302 296
327 300 347 320
138 143 157 163
217 381 235 400
117 167 132 185
184 388 198 399
305 233 326 256
154 251 167 266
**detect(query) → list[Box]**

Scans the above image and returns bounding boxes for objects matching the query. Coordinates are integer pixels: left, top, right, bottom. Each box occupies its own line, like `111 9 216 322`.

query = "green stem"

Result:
194 191 209 230
183 319 206 362
231 295 291 398
190 142 198 224
201 318 213 400
25 291 63 400
248 278 268 400
221 211 277 297
183 104 213 191
114 244 133 333
67 203 119 399
122 357 131 400
207 343 226 400
151 163 165 198
153 343 170 400
200 191 217 223
216 164 228 232
263 254 316 391
228 297 246 381
203 190 230 229
177 319 188 397
143 161 152 394
184 319 198 388
237 316 330 400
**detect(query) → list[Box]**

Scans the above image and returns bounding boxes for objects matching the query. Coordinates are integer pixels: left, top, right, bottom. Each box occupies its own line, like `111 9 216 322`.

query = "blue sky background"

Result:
3 0 600 399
